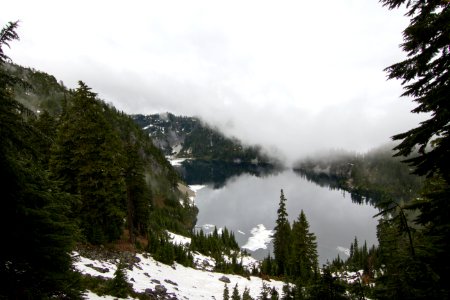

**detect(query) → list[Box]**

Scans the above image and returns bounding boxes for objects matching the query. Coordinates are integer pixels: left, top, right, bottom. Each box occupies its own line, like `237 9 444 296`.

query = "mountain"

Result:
132 113 274 164
293 145 424 206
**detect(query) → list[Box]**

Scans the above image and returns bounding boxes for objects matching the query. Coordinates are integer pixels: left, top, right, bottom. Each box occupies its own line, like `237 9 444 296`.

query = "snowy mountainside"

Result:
132 113 271 163
74 240 285 299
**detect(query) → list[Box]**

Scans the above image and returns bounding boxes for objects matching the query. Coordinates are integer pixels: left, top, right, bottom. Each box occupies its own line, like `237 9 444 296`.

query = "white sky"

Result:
2 0 425 164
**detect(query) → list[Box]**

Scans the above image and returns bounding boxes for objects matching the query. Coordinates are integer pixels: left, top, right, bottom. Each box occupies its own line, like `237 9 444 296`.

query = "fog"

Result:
2 1 426 164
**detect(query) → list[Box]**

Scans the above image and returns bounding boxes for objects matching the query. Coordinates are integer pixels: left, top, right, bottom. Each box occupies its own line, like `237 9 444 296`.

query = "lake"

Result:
176 160 379 266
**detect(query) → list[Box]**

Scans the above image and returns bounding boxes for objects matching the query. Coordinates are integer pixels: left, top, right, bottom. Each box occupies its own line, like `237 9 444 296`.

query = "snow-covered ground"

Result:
75 251 285 300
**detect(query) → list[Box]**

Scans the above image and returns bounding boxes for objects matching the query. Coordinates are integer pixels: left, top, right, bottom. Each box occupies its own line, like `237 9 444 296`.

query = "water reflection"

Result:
177 161 379 265
176 159 280 188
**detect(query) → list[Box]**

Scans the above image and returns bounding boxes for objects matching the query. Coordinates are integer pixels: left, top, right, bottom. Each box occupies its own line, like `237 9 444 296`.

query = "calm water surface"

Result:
189 168 379 265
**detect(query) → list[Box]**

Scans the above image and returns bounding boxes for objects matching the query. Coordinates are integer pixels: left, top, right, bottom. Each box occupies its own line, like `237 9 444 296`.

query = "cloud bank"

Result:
2 0 426 163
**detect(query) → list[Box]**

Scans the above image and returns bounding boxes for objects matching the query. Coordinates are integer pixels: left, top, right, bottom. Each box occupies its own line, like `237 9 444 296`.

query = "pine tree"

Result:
273 189 291 276
270 287 279 300
0 21 81 299
259 282 270 300
290 210 318 282
50 81 126 244
242 287 253 300
379 2 450 297
223 283 230 300
108 261 132 298
232 283 241 300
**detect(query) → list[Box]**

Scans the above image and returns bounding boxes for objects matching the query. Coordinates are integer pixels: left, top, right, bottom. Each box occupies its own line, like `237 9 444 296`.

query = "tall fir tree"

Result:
50 81 126 244
290 210 318 282
273 189 291 276
380 1 450 298
0 21 81 299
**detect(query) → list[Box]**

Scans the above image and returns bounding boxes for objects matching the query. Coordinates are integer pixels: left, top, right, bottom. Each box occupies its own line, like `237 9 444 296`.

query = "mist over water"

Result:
190 168 379 265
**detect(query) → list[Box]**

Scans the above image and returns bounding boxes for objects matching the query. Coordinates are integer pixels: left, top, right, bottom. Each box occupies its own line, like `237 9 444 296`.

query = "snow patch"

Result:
167 231 191 246
337 246 351 257
75 251 285 300
167 157 187 166
188 185 206 193
238 230 246 235
242 224 273 251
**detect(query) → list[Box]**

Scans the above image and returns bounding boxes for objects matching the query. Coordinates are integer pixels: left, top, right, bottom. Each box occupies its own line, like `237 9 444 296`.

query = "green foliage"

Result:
147 231 193 267
308 266 347 300
0 21 81 299
376 1 450 298
273 189 291 276
223 283 230 300
50 81 126 244
269 191 318 282
290 210 318 282
232 283 241 300
295 146 424 206
133 113 272 163
107 261 133 298
242 287 254 300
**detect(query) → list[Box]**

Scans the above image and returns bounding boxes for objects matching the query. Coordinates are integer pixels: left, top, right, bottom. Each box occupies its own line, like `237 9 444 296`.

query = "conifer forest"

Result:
1 0 449 299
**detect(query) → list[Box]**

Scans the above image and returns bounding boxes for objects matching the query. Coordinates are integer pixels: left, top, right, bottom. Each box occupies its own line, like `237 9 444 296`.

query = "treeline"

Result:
147 227 251 276
294 145 424 206
133 112 273 163
0 22 197 298
258 190 322 299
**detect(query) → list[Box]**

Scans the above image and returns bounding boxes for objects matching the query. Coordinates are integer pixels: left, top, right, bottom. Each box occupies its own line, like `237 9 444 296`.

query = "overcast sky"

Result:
2 0 425 164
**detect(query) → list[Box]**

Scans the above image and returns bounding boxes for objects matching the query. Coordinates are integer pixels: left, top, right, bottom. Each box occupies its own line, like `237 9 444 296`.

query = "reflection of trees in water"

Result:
175 160 281 189
293 169 379 206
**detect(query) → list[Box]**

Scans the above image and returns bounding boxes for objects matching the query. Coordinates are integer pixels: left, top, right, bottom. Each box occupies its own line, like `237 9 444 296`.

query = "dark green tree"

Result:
50 81 126 244
242 287 253 300
232 283 241 300
0 21 81 299
380 1 450 298
224 283 230 300
108 261 132 298
290 210 318 282
273 189 291 276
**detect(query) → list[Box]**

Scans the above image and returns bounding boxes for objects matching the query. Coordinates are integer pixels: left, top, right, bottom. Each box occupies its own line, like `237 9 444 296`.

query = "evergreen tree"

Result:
281 283 294 300
50 81 126 244
223 283 230 300
290 210 318 282
270 287 279 300
380 1 449 297
242 287 253 300
273 189 291 276
232 283 241 300
108 261 132 298
0 21 81 299
258 282 270 300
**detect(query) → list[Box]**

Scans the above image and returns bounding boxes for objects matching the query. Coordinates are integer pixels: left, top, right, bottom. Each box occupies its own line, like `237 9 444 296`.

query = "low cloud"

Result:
3 0 425 164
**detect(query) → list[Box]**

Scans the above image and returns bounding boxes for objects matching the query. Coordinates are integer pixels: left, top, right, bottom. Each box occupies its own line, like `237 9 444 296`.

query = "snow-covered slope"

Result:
74 251 285 299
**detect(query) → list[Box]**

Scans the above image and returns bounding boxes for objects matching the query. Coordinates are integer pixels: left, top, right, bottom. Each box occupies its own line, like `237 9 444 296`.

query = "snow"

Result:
171 144 182 155
337 246 351 257
142 124 154 130
242 224 273 251
83 291 134 300
168 157 188 166
74 251 285 300
333 269 364 285
238 230 246 235
188 185 206 193
167 231 191 246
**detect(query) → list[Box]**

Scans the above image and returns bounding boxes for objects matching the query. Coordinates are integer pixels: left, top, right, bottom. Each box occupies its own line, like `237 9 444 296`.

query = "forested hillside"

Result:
0 24 198 297
294 145 424 206
133 113 273 163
